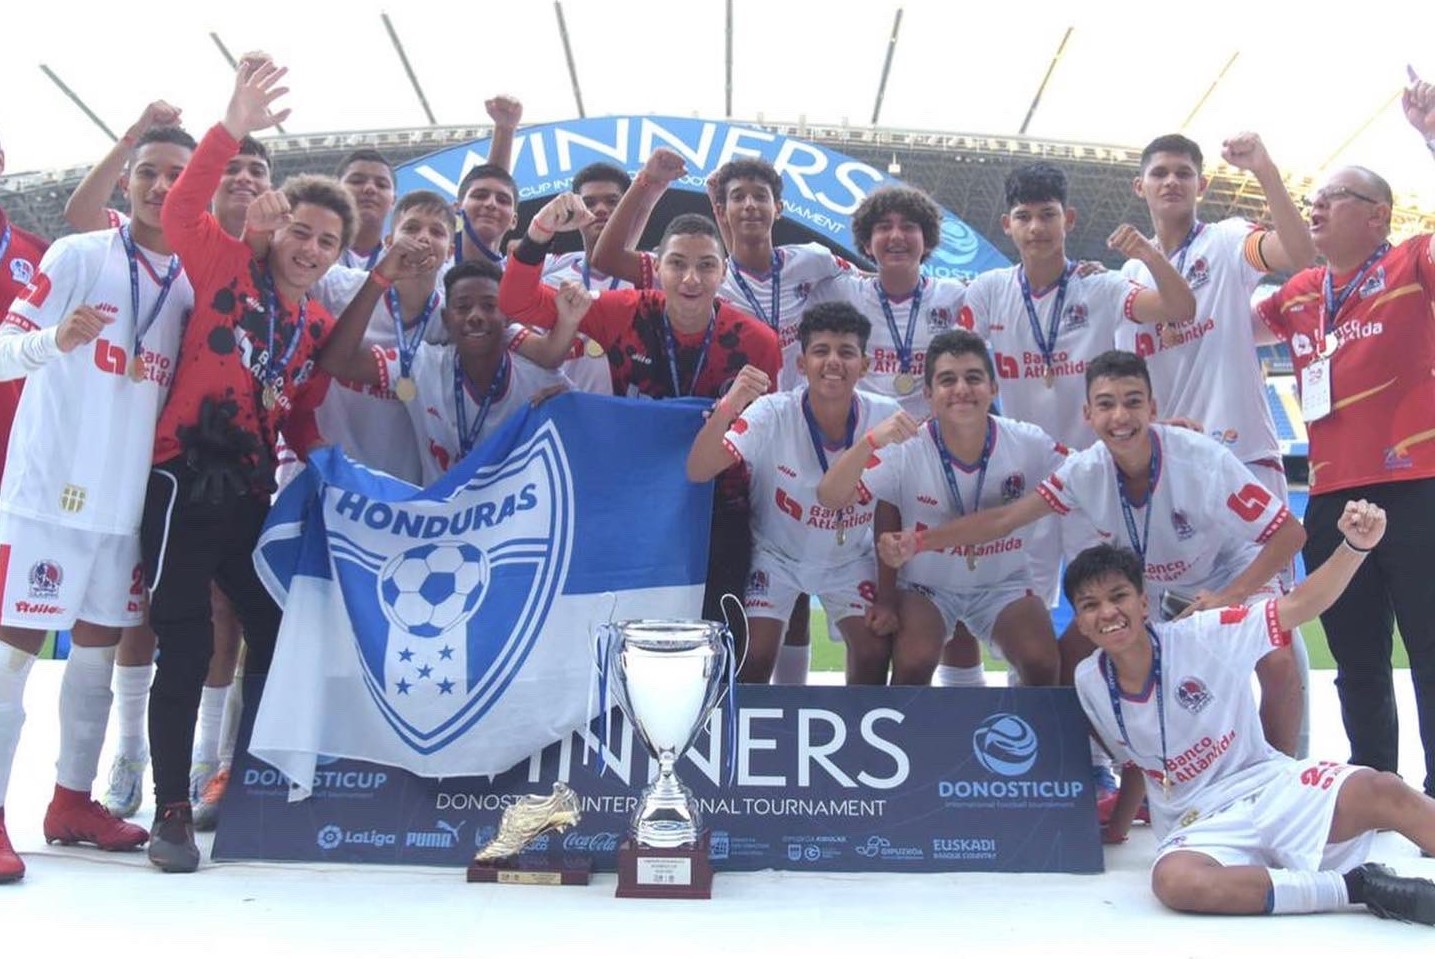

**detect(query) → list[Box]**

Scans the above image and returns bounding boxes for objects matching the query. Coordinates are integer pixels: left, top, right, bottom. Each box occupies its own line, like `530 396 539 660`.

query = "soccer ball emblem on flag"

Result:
379 542 489 638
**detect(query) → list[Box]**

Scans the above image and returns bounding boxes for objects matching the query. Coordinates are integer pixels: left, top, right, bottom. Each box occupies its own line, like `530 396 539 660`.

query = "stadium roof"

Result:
3 0 1434 210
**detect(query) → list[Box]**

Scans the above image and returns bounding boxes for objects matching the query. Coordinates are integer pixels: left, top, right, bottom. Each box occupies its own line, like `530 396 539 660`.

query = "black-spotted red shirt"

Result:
0 210 49 477
156 124 333 476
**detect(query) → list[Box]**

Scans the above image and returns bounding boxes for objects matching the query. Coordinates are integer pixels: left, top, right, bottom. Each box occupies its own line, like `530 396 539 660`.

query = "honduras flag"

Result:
252 394 712 800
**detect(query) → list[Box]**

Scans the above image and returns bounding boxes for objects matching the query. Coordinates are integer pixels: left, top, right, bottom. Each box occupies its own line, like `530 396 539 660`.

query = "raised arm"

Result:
499 193 595 329
877 491 1053 569
1179 513 1307 617
316 234 437 384
1404 66 1435 163
485 95 522 172
1274 501 1383 631
65 100 182 232
590 148 686 284
815 410 921 509
1108 224 1196 325
685 365 770 482
512 281 593 369
1221 133 1316 273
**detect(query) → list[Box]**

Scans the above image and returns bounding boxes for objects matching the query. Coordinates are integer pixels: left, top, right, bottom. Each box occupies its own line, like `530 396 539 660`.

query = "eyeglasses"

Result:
1304 186 1382 208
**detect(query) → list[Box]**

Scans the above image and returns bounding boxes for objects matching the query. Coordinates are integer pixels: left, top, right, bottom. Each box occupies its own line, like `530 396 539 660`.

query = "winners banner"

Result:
250 393 711 799
216 684 1103 874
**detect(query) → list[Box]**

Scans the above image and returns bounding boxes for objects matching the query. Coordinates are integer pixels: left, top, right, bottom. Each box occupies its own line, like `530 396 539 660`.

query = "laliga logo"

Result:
378 541 489 637
972 713 1038 777
316 824 344 851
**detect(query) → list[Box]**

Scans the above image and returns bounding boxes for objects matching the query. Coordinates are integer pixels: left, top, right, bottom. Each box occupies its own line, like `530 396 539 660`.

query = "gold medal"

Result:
1042 365 1055 389
1161 773 1171 800
836 526 846 546
394 377 417 402
584 337 605 359
127 354 147 383
262 384 278 411
965 548 978 572
893 372 916 395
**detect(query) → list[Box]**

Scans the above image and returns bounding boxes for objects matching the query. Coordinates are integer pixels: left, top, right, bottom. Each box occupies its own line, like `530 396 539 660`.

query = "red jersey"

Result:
499 244 782 401
1257 234 1435 494
156 124 334 478
0 210 49 476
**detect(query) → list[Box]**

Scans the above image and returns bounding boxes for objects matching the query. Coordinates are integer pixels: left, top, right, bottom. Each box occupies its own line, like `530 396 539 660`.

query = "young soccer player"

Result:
1068 513 1435 924
687 302 898 683
335 148 395 270
0 126 198 881
816 330 1067 686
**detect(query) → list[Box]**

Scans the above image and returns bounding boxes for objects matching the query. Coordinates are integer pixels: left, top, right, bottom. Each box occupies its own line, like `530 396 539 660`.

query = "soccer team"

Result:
0 52 1432 922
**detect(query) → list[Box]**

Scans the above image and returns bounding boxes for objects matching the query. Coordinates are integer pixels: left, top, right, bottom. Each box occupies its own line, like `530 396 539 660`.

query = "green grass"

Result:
804 608 1409 672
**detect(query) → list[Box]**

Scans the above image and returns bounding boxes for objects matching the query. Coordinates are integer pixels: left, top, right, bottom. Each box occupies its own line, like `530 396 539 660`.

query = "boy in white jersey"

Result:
334 148 396 270
322 257 572 485
687 302 898 684
879 351 1307 758
1068 524 1435 924
1117 132 1314 500
0 126 199 881
816 330 1066 686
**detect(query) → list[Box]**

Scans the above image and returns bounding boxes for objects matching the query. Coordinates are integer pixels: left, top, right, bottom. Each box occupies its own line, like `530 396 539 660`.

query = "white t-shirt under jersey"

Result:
961 267 1145 449
1118 218 1281 466
809 273 967 419
725 387 900 566
1076 599 1293 841
1037 424 1290 595
862 415 1067 591
531 250 623 396
0 229 192 533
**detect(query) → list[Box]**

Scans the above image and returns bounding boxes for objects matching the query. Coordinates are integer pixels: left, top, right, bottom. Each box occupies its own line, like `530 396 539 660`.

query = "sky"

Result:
3 0 1433 205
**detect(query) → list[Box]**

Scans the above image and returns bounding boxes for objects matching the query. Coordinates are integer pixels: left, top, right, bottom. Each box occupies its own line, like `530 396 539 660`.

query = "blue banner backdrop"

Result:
215 683 1102 874
395 115 1009 281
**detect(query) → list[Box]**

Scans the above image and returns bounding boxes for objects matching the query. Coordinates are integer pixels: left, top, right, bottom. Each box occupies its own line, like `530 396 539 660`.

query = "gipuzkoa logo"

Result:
972 713 1038 777
326 424 573 755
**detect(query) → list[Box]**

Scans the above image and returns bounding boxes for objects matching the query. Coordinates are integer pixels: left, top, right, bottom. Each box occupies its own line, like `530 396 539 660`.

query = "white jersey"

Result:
1037 424 1289 595
862 415 1067 590
311 267 430 484
0 229 191 534
541 250 634 293
1075 599 1293 841
338 246 384 272
718 243 854 390
725 387 900 566
374 342 566 485
961 267 1145 449
528 251 621 396
809 273 967 419
1118 218 1281 465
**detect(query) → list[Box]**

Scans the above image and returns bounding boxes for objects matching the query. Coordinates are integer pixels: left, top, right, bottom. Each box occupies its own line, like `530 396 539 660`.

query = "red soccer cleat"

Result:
0 808 24 882
43 788 149 851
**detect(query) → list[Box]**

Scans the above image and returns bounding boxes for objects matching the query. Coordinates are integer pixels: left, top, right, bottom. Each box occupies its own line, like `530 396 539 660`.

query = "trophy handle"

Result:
719 592 748 676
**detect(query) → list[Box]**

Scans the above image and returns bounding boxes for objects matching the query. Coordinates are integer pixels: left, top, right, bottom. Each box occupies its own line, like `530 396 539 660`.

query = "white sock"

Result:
55 644 116 793
935 664 986 688
1267 869 1350 914
0 644 36 806
218 680 244 767
773 644 810 685
194 683 229 765
112 663 153 759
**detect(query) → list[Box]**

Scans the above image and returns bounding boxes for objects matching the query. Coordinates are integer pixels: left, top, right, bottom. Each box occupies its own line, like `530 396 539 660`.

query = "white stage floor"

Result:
3 663 1433 956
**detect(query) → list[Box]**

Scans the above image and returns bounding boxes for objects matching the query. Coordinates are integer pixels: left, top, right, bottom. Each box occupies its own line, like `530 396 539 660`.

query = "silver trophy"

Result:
602 619 734 849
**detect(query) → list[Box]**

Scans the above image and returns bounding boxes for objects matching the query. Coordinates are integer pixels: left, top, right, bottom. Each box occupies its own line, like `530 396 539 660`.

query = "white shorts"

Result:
0 511 144 629
1153 761 1373 872
744 545 875 628
899 577 1037 653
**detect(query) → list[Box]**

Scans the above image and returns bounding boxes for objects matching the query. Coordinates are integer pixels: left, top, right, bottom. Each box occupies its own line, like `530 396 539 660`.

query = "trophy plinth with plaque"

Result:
467 782 592 885
599 618 734 900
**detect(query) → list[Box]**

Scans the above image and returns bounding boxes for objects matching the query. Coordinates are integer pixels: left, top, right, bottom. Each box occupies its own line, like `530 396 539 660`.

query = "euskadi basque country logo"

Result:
325 425 573 755
972 713 1039 777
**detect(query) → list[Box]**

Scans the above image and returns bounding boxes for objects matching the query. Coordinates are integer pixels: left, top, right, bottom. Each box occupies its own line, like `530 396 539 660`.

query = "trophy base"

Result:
615 834 714 899
467 854 592 886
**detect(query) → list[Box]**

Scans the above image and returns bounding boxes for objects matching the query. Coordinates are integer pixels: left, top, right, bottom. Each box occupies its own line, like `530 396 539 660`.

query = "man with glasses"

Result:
1254 68 1435 805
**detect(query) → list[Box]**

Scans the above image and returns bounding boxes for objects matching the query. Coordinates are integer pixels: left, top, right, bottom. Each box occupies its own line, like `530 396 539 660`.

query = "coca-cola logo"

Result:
563 831 620 852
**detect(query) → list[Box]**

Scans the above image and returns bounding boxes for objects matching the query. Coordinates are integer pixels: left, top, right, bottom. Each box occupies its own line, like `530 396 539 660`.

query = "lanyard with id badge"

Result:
1301 243 1389 423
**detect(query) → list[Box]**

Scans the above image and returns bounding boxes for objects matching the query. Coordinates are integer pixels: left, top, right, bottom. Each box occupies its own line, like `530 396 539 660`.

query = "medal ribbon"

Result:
119 225 180 366
453 351 511 456
1101 625 1169 790
0 224 11 266
455 211 504 265
1166 221 1205 275
1116 429 1162 563
728 250 782 330
1018 261 1075 372
876 277 926 375
1321 242 1390 346
386 288 440 382
580 256 620 292
929 416 994 518
661 306 716 398
261 272 306 399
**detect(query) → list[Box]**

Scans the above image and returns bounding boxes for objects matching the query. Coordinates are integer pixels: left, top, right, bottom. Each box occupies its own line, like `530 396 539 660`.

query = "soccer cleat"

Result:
1093 764 1120 825
103 751 149 819
192 767 230 833
43 793 149 851
189 759 219 806
1351 862 1435 925
0 808 24 882
148 802 200 874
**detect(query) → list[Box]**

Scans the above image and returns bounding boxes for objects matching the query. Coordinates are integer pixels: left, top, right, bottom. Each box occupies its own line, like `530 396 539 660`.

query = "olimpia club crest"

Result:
324 425 574 754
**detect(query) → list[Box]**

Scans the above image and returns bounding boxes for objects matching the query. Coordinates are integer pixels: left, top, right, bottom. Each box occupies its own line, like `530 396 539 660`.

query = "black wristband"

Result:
514 235 552 266
1341 537 1372 555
